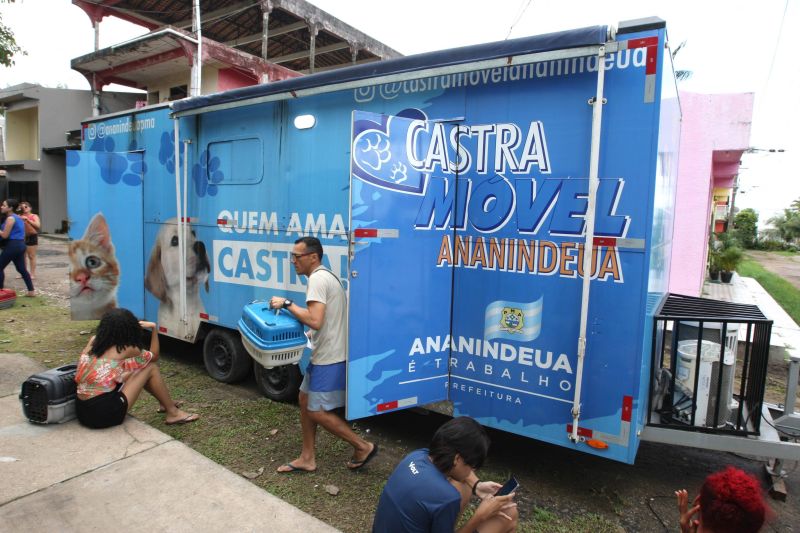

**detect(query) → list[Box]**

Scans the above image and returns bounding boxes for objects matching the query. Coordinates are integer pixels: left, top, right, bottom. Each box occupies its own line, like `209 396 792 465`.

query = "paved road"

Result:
3 236 70 306
747 250 800 291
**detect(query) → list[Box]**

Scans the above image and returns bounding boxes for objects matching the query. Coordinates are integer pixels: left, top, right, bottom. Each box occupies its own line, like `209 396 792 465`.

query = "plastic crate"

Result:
0 288 16 310
238 302 306 368
19 364 78 424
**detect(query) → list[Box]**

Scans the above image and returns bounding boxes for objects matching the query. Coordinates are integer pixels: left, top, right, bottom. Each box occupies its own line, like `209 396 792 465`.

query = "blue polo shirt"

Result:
372 448 461 533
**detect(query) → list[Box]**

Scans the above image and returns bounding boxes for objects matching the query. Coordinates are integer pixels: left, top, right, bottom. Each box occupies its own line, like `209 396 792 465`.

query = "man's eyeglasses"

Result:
290 252 314 261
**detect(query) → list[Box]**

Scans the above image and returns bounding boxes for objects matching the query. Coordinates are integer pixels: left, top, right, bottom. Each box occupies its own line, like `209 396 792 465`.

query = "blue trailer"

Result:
66 18 799 465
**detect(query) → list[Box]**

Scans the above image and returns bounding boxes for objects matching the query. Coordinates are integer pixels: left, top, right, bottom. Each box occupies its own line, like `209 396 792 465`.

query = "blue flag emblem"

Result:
484 297 543 342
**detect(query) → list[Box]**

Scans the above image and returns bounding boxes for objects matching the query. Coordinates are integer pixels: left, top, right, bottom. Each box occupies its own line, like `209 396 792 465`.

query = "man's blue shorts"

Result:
300 361 346 412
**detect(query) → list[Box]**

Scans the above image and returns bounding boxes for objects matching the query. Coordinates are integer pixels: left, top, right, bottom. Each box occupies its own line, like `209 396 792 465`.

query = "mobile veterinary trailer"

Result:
66 18 798 465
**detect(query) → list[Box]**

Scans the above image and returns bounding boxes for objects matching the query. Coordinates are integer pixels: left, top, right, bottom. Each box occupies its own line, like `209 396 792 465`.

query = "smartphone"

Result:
495 476 519 496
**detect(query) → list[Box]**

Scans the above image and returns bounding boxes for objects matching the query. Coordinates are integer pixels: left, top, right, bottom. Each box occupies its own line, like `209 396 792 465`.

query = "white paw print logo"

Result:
389 162 407 184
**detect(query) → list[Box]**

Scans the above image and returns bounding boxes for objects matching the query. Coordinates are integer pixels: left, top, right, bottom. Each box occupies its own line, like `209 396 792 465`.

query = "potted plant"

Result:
707 248 721 282
718 246 743 283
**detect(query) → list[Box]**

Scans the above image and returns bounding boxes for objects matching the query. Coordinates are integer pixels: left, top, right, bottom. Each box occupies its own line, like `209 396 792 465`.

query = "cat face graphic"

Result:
69 213 119 317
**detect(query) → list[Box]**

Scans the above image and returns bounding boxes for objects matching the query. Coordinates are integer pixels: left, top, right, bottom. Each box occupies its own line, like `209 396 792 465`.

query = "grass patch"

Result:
738 257 800 324
0 295 94 366
516 511 618 532
3 296 626 532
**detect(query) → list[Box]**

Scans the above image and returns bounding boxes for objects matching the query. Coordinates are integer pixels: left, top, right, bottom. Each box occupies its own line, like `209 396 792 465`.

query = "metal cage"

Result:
648 294 772 437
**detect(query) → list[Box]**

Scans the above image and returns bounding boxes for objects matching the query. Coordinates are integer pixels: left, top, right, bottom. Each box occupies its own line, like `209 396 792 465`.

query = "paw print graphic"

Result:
191 149 225 197
158 131 175 169
69 136 143 186
93 151 143 186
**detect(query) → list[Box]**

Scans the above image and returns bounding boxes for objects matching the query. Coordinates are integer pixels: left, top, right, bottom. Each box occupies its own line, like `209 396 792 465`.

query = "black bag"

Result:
19 364 78 424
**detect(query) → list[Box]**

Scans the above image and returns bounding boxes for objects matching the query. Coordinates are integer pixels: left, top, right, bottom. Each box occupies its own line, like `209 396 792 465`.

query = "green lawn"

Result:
738 257 800 324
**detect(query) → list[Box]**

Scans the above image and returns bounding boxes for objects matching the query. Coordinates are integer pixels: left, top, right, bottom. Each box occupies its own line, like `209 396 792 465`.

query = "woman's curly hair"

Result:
699 467 767 533
89 308 145 357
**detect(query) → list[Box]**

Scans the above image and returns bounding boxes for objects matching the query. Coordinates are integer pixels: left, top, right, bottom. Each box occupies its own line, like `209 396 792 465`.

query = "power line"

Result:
505 0 533 40
763 0 789 92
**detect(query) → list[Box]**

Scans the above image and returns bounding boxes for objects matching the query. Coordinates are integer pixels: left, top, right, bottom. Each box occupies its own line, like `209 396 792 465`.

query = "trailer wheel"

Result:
253 361 302 402
202 329 251 383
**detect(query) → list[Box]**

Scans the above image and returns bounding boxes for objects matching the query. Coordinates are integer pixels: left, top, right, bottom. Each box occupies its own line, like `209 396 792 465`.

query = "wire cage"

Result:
649 294 772 436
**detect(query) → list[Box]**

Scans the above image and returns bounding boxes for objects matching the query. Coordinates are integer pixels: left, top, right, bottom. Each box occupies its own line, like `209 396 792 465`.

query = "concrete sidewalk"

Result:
703 273 800 361
0 353 339 533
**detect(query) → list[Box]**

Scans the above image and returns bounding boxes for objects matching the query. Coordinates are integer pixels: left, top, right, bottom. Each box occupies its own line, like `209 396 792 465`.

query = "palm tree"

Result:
767 209 800 243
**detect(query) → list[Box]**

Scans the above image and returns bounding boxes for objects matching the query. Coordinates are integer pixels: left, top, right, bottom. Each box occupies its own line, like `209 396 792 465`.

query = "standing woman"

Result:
0 199 35 297
18 201 40 280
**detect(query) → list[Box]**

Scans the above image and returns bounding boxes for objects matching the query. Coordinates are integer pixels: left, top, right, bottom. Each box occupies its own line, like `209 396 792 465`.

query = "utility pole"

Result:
727 174 738 232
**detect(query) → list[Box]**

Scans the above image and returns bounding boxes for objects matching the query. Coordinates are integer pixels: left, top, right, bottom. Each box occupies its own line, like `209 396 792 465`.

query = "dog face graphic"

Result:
145 220 211 308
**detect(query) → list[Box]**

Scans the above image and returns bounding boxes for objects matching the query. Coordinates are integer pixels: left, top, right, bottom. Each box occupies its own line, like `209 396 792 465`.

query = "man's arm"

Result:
268 296 326 330
287 300 326 330
455 494 516 533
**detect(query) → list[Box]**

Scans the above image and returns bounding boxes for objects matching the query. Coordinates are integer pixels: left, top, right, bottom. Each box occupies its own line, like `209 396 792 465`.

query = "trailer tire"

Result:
202 329 251 383
253 361 302 402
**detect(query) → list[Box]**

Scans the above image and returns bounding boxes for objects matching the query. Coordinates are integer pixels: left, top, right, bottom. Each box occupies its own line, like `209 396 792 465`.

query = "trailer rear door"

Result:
346 111 456 419
66 150 145 319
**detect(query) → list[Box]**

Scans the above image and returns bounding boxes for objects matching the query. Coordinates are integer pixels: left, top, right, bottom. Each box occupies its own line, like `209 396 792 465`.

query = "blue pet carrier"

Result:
238 302 306 368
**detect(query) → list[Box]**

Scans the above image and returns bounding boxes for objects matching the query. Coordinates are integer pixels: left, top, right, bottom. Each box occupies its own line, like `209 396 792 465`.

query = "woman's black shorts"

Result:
76 384 128 429
24 234 38 246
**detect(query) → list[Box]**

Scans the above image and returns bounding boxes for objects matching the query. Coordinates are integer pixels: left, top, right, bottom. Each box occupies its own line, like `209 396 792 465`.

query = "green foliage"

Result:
767 198 800 244
718 246 743 272
707 247 721 273
733 208 758 248
0 0 24 68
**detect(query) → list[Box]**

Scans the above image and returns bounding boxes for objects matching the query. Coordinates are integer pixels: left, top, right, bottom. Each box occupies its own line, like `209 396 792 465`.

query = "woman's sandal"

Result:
156 400 185 413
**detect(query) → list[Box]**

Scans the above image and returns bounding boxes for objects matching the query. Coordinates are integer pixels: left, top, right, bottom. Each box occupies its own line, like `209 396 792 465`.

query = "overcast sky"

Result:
1 0 796 224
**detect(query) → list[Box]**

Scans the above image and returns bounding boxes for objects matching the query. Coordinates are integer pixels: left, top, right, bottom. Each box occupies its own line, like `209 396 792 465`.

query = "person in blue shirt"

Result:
0 198 35 297
373 416 517 533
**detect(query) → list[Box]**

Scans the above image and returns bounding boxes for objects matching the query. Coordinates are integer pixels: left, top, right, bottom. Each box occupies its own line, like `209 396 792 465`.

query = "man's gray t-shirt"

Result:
305 267 346 365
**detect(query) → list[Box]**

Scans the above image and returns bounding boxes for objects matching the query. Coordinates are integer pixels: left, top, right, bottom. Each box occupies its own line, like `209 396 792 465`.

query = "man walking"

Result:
270 236 377 473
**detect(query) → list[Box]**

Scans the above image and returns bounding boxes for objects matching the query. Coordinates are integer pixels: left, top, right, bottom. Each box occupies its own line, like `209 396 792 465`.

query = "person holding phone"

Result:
373 416 517 533
17 201 40 280
675 466 767 533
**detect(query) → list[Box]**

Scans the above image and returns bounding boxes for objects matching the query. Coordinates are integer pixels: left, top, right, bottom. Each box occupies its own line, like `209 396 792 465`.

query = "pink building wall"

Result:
218 68 260 92
668 92 754 296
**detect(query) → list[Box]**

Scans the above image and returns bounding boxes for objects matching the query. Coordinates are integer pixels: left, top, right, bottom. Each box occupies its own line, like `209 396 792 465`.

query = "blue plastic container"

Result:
238 302 306 368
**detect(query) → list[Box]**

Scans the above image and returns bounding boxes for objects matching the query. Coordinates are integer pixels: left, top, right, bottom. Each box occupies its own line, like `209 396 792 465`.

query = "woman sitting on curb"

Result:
75 308 199 428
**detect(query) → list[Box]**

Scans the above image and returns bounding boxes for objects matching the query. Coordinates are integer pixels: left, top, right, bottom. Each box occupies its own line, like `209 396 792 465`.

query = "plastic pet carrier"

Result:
19 364 78 424
238 302 305 368
0 288 16 310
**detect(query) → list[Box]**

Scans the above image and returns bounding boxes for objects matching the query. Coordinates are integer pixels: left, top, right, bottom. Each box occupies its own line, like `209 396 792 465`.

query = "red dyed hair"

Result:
699 467 766 533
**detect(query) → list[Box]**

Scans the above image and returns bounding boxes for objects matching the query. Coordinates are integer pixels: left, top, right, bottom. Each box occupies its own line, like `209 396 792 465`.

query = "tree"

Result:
0 0 24 68
733 208 758 248
767 209 800 244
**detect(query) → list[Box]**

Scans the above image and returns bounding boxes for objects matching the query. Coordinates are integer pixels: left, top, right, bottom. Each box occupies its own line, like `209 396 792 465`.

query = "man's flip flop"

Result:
165 413 199 425
277 462 317 474
347 443 378 471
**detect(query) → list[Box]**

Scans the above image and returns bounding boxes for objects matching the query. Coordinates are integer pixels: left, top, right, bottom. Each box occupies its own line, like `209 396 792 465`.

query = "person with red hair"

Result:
675 466 768 533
